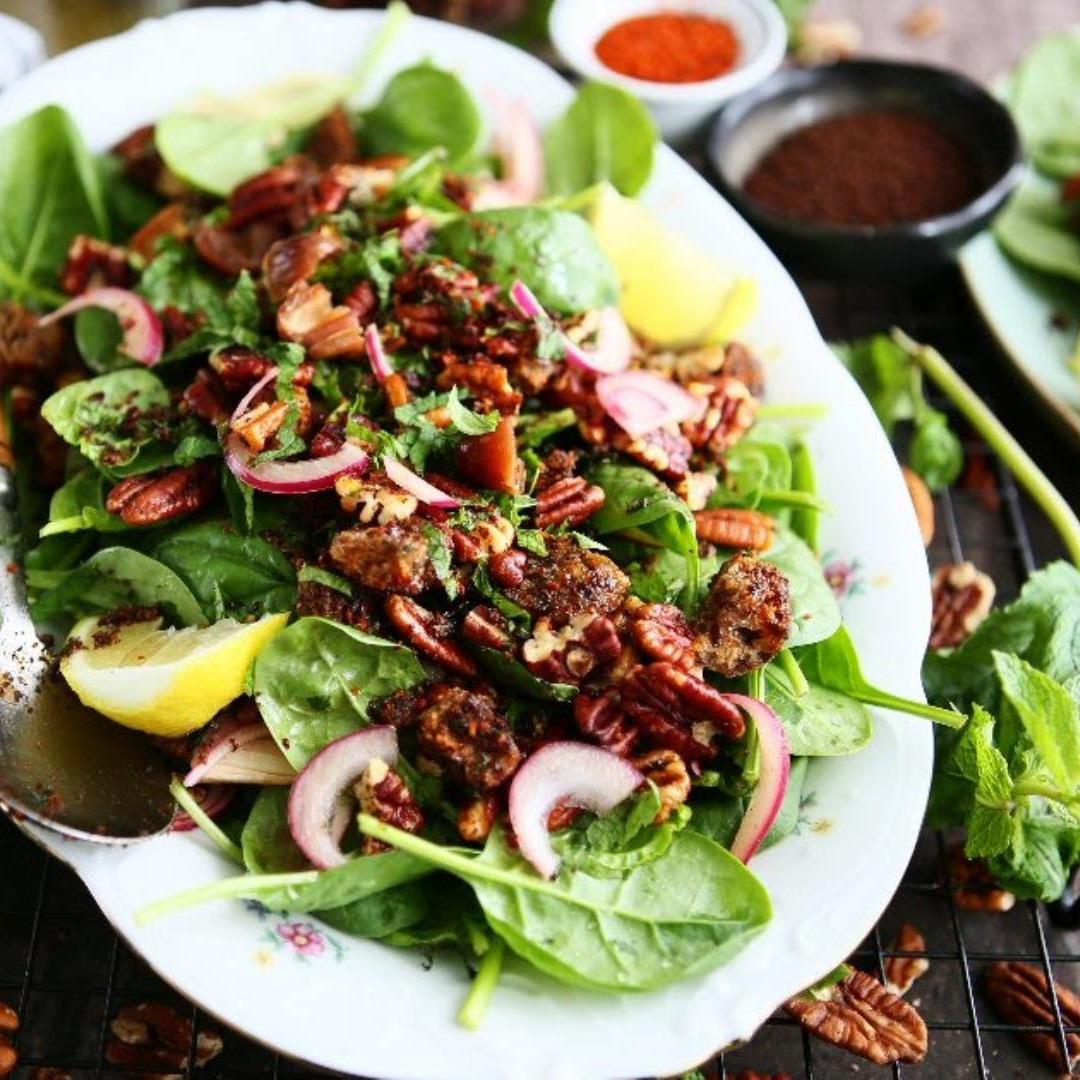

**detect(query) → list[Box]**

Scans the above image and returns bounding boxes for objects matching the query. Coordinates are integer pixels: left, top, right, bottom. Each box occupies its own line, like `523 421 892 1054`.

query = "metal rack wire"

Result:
2 273 1078 1079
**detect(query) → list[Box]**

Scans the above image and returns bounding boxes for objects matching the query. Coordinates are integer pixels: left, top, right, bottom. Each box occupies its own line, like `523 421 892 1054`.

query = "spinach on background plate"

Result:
0 104 110 307
434 207 619 315
38 468 127 537
362 62 483 165
253 617 426 769
152 521 297 621
241 788 434 937
543 82 656 198
27 546 206 629
40 369 175 477
358 819 772 993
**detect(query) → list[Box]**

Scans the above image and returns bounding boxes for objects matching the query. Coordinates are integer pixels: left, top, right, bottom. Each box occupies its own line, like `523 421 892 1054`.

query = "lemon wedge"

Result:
60 612 288 737
588 184 758 349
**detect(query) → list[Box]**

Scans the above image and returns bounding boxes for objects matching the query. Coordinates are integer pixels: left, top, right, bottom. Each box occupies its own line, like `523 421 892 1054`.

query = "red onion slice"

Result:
230 365 279 425
171 785 234 832
473 95 544 209
39 287 164 366
384 455 461 509
509 280 630 376
365 324 393 384
725 694 791 864
185 719 271 787
225 432 369 495
595 370 705 438
186 729 294 786
287 726 399 869
508 741 643 879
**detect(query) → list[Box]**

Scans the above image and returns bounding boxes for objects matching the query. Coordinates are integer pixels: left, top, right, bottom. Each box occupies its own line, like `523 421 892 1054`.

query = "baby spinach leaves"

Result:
39 469 126 537
434 207 618 315
252 617 426 769
0 105 109 307
470 645 577 703
765 671 873 757
544 82 657 198
759 524 840 648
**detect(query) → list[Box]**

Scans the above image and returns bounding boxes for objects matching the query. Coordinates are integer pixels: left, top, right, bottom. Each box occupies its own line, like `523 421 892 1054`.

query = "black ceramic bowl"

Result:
706 60 1025 279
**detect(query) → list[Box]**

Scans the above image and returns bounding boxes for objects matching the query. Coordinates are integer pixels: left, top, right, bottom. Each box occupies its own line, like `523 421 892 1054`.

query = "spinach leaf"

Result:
362 62 482 165
74 308 128 374
765 673 873 756
625 547 721 605
40 370 174 477
543 82 656 198
29 546 206 628
253 617 426 768
1008 31 1080 178
759 524 840 647
152 521 297 621
434 207 618 315
361 819 771 992
788 440 819 550
154 2 409 195
994 174 1080 284
0 105 109 306
470 645 577 702
95 151 163 239
586 461 699 604
38 468 127 537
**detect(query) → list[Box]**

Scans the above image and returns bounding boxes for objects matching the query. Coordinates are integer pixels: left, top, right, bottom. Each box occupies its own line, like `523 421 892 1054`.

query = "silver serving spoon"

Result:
0 465 175 842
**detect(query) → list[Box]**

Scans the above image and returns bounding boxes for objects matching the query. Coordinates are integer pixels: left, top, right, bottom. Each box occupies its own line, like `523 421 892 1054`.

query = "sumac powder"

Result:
743 109 981 227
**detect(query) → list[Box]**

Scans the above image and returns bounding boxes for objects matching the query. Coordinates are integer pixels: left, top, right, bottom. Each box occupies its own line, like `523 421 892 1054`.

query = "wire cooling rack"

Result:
2 272 1079 1080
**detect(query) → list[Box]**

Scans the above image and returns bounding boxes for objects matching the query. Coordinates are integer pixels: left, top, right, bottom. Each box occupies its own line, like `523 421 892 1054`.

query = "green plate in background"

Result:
960 230 1080 442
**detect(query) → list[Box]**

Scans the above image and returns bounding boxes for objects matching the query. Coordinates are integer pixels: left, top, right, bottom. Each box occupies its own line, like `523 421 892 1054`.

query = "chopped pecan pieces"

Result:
574 687 638 756
534 476 605 529
628 602 696 670
930 562 995 650
357 758 425 854
462 605 514 652
305 105 359 167
386 595 477 676
503 536 629 622
417 685 522 791
946 847 1015 912
130 201 190 260
106 463 217 527
458 793 500 843
694 554 792 677
985 961 1080 1072
105 1002 222 1072
436 357 521 415
683 375 757 458
675 470 718 511
521 613 621 683
181 368 231 425
330 521 440 594
694 507 775 551
884 923 929 996
785 969 928 1065
336 473 418 524
60 234 134 295
449 514 514 563
633 748 690 822
611 424 692 481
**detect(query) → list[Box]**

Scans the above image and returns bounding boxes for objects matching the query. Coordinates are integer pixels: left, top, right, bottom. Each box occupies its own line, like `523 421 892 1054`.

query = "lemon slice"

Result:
61 612 288 737
588 184 758 348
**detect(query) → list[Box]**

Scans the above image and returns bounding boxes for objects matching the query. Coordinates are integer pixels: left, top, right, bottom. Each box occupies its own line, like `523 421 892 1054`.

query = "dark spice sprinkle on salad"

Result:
0 3 969 1030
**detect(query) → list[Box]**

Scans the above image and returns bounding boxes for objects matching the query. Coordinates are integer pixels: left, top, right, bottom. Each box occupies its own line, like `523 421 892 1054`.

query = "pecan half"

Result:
521 613 621 683
462 606 514 652
628 602 696 670
633 748 690 823
106 1002 222 1071
985 961 1080 1072
357 759 425 855
436 357 521 415
683 375 757 458
105 463 217 527
902 465 935 547
946 846 1016 911
417 685 522 791
181 368 231 424
930 562 995 650
60 234 133 296
694 554 792 677
534 476 605 529
386 595 477 676
611 425 692 481
785 969 928 1065
574 687 638 756
694 507 775 551
884 923 929 996
622 662 745 761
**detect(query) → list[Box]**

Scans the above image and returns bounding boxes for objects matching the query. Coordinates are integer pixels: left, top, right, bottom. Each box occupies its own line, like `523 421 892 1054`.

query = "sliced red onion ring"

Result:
287 726 399 869
230 365 279 425
185 718 270 787
473 95 544 209
39 287 164 366
225 433 369 495
595 369 705 438
384 455 460 509
185 719 294 787
725 694 791 864
171 785 234 832
508 742 643 879
509 280 630 376
365 324 393 384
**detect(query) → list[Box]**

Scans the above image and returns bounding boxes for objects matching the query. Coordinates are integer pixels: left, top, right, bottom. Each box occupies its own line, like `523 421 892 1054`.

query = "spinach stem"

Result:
344 0 410 98
778 649 809 696
892 328 1080 566
457 937 505 1031
849 687 965 728
748 667 765 700
755 403 829 421
1013 779 1079 806
757 489 829 511
135 870 319 925
168 777 243 866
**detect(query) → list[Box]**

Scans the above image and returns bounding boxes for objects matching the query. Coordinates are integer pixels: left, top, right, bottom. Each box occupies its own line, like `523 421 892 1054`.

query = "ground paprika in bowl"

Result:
594 12 741 84
706 60 1024 279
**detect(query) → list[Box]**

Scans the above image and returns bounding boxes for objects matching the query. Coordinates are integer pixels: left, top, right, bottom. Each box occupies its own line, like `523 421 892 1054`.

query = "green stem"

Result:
457 937 505 1031
748 667 765 700
893 327 1080 566
778 649 809 696
850 686 965 728
755 403 830 422
136 870 319 926
169 778 243 865
757 489 830 511
344 0 411 98
1012 780 1080 807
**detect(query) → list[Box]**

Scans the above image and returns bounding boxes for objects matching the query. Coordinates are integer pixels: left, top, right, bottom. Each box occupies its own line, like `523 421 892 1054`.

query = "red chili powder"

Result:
595 13 740 84
743 109 981 228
